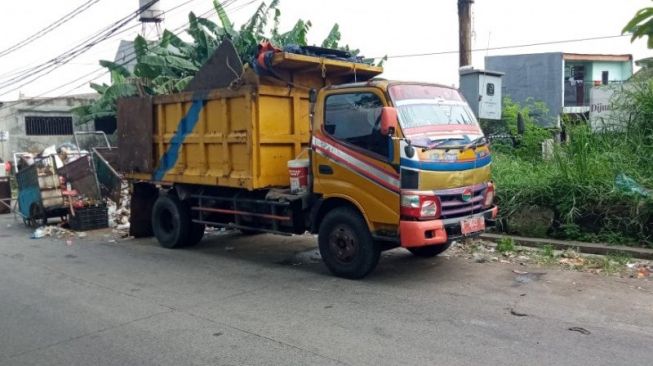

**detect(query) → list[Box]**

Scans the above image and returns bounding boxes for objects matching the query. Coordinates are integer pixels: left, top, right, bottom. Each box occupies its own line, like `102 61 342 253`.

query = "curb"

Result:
480 233 653 260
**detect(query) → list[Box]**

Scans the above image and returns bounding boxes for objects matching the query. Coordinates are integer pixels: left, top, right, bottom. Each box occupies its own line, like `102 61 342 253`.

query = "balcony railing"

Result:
564 81 593 107
564 80 623 107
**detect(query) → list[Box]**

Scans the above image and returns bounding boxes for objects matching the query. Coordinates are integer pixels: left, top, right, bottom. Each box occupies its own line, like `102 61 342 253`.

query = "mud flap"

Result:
129 182 158 238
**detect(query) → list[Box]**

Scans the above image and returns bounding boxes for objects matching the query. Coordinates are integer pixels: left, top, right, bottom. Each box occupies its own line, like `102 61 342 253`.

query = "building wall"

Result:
485 53 563 128
0 94 97 163
589 61 632 82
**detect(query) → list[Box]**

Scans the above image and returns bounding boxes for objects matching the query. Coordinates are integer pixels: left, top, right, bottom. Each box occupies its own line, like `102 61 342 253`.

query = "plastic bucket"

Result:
288 159 309 193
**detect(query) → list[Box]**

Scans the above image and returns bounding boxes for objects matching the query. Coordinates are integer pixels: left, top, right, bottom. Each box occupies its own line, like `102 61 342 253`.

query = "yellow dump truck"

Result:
115 42 497 278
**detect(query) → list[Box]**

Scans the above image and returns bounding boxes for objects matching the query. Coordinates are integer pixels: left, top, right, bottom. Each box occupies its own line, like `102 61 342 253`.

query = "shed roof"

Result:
562 53 632 62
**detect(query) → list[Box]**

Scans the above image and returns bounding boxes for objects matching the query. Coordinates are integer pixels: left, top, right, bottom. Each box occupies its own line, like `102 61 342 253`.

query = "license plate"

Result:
461 216 485 235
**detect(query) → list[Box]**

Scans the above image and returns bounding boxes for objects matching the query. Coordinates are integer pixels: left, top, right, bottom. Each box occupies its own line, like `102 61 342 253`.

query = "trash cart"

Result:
15 155 68 227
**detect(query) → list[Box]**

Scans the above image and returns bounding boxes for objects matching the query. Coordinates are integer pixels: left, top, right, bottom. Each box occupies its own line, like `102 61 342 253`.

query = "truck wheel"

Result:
186 222 205 247
318 207 380 279
151 195 191 249
408 243 452 258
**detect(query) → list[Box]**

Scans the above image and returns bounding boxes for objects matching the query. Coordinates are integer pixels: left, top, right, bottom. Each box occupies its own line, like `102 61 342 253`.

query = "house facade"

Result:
0 94 98 162
485 53 633 127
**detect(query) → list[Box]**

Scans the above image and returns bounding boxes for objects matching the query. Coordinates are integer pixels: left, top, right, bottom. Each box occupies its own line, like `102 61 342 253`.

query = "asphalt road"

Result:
0 213 652 366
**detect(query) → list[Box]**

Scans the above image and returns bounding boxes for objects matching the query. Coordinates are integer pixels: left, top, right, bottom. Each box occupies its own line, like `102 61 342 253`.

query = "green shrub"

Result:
492 91 653 248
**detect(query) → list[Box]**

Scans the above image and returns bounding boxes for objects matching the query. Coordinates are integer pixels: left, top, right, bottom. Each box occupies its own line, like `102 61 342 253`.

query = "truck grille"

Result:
436 183 487 219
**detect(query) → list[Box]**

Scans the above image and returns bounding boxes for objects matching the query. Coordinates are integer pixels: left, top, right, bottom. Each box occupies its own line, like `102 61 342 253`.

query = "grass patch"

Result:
536 244 557 264
496 237 515 253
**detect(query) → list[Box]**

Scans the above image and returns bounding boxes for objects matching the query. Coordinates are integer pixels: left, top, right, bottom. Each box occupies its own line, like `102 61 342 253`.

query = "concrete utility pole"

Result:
458 0 474 67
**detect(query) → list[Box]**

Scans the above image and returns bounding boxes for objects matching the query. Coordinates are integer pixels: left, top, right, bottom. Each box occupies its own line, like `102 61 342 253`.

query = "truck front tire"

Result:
152 194 203 248
318 207 380 279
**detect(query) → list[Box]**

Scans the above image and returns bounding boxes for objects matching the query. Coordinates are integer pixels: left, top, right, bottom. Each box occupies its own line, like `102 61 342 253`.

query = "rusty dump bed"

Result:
118 52 382 191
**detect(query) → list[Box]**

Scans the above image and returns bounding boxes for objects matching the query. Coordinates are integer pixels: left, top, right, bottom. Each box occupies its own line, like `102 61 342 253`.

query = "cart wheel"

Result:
28 203 47 228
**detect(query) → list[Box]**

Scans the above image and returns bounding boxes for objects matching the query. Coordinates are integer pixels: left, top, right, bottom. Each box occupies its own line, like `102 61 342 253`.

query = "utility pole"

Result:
458 0 474 67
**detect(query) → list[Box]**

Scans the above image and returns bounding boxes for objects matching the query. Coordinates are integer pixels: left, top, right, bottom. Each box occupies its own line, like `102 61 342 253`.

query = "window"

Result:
324 92 388 157
486 83 495 96
602 71 609 85
25 116 73 136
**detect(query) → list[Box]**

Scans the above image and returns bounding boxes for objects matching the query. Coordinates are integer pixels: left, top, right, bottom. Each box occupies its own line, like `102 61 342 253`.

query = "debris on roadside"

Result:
627 262 652 279
568 327 591 335
451 239 651 280
107 184 131 236
31 226 75 240
509 308 528 317
558 249 586 269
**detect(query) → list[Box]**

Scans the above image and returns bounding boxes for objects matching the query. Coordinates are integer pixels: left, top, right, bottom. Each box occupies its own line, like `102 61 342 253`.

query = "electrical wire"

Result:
0 0 246 116
0 0 103 58
377 34 632 60
0 0 161 96
0 0 204 81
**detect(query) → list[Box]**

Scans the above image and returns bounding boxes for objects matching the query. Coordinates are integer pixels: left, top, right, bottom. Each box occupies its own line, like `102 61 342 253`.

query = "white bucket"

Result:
288 159 309 193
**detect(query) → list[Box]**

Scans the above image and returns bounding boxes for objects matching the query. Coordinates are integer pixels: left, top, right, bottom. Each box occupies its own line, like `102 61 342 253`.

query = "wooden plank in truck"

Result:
118 96 153 174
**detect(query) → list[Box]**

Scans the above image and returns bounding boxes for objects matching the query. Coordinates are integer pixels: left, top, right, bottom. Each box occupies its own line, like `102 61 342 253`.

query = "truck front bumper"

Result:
399 206 498 248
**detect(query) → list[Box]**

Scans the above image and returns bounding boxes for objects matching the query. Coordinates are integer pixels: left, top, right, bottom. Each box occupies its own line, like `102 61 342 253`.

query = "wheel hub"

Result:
329 225 358 263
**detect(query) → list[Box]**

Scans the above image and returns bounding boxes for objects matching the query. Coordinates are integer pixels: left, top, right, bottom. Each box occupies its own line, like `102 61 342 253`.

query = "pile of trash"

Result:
627 262 652 279
108 184 131 234
16 143 88 172
31 225 75 239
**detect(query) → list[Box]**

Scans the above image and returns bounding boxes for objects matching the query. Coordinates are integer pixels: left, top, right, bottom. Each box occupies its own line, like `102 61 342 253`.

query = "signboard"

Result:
0 131 8 142
589 85 628 132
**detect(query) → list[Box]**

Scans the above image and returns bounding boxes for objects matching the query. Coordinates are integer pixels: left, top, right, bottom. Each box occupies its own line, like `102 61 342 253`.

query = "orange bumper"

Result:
399 206 498 248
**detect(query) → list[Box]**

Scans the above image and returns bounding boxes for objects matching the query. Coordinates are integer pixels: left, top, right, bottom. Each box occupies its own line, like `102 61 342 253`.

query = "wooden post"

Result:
458 0 474 67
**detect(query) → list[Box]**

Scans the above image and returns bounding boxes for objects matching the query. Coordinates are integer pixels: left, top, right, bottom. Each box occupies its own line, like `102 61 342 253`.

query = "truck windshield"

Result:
388 84 482 148
394 100 475 127
388 84 478 129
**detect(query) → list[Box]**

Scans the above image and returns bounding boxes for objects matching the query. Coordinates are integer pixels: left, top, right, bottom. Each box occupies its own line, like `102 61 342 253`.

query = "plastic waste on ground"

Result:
616 173 651 198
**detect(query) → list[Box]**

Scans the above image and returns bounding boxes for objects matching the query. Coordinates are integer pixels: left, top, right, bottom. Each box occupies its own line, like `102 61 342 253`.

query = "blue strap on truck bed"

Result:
152 97 206 181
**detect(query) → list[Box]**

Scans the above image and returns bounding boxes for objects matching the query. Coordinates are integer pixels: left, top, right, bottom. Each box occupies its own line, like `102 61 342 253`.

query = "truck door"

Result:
312 89 400 232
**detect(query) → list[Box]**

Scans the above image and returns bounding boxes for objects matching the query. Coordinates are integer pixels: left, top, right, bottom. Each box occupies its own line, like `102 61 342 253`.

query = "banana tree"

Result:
75 0 363 124
623 3 653 48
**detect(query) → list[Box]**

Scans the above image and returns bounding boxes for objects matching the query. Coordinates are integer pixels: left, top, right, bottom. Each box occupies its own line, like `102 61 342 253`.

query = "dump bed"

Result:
120 84 309 189
118 51 383 191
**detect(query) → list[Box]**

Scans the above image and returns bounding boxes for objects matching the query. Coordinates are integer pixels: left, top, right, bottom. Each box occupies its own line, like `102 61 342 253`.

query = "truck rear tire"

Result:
318 207 380 279
187 222 206 247
152 194 193 249
407 243 452 258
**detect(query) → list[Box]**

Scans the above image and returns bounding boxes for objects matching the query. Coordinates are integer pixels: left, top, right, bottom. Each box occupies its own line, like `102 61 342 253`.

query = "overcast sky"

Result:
0 0 650 101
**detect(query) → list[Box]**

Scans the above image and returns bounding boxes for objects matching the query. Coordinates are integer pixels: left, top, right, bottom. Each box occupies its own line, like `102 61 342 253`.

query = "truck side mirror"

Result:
380 107 399 136
309 89 317 104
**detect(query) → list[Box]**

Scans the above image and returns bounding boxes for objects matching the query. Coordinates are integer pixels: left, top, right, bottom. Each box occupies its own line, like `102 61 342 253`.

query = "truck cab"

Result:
310 80 497 277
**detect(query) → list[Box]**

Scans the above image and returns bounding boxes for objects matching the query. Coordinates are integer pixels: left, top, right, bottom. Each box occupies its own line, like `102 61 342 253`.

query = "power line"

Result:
0 0 202 81
378 34 631 60
0 0 103 58
0 1 161 97
0 0 245 117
